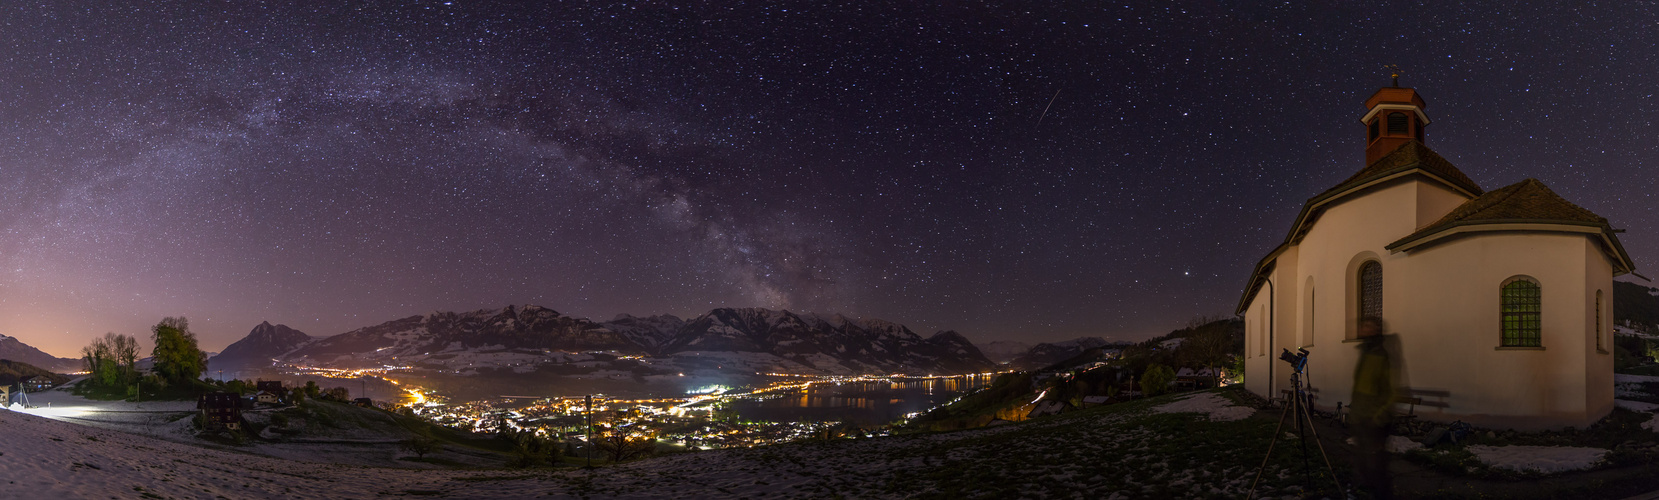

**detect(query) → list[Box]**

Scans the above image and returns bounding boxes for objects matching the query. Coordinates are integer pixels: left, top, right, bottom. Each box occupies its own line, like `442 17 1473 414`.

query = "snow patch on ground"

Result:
1150 392 1254 422
1616 399 1659 412
1387 435 1423 453
1644 414 1659 432
1615 374 1659 384
1467 445 1607 474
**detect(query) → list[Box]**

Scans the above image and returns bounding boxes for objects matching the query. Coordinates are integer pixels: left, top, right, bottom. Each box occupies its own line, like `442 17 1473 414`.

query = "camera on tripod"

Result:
1251 346 1340 497
1279 347 1309 373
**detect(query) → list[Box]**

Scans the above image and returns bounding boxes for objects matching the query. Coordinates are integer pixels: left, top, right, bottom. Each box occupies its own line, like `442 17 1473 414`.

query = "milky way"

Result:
2 2 1656 355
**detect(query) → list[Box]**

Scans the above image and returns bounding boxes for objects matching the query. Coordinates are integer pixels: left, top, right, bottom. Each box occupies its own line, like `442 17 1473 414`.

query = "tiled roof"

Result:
1388 178 1613 249
1319 141 1483 200
1434 178 1601 223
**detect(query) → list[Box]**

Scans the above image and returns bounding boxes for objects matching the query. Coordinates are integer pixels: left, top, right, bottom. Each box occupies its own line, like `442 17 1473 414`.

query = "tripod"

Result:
1247 349 1342 499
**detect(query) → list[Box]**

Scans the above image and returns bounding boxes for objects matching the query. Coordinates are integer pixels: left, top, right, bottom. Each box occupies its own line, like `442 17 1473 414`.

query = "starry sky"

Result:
2 2 1656 357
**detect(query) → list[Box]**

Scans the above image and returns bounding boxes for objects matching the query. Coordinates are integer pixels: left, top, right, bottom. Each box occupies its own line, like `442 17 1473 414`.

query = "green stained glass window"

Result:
1500 278 1541 347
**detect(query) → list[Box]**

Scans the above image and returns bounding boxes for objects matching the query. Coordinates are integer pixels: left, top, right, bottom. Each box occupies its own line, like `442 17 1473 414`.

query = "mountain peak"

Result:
208 322 316 372
928 330 968 342
0 334 81 372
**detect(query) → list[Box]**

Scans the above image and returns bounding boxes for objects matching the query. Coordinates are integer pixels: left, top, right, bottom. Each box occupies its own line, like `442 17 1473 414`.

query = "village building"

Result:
255 391 283 405
198 392 243 431
255 380 285 395
1174 367 1222 391
20 375 55 392
1237 85 1636 430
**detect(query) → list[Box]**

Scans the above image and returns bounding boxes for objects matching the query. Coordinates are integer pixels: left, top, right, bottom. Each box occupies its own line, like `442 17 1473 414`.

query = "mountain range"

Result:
207 305 995 377
0 334 81 373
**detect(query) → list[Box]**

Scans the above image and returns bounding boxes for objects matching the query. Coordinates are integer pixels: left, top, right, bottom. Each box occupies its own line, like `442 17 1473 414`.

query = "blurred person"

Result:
1351 316 1401 499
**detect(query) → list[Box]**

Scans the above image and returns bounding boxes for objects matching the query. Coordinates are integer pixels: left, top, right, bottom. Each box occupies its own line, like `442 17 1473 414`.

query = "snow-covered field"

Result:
1150 391 1255 422
15 389 505 470
1614 373 1659 401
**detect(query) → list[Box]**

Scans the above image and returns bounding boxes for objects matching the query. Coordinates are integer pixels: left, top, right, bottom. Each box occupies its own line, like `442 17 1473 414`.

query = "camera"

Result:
1279 347 1309 373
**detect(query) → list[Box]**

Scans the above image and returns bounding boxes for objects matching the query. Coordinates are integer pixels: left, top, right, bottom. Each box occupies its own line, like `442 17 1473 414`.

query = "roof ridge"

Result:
1388 177 1624 255
1435 178 1530 225
1513 178 1606 222
1320 141 1483 201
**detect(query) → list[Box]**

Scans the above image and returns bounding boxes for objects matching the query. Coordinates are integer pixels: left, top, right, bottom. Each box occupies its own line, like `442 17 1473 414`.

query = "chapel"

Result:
1236 85 1636 430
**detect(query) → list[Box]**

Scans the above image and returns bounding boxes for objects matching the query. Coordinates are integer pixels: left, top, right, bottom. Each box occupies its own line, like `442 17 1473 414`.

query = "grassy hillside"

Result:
1616 280 1659 332
0 359 71 386
906 318 1243 432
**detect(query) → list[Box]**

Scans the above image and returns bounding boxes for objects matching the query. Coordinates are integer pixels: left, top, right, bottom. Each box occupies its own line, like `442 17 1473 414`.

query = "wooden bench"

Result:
1335 389 1450 426
1395 389 1451 422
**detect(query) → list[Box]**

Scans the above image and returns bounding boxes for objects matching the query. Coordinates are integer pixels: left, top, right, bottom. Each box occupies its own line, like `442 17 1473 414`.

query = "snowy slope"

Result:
664 308 995 374
598 313 686 354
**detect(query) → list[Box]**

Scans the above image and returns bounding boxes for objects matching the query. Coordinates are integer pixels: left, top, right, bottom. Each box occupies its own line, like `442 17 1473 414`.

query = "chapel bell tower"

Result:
1361 84 1430 166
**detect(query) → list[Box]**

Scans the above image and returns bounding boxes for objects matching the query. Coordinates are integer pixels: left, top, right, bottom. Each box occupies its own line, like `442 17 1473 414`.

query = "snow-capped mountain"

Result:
206 322 317 372
0 334 81 373
283 305 637 367
599 313 686 354
221 305 995 376
664 308 995 375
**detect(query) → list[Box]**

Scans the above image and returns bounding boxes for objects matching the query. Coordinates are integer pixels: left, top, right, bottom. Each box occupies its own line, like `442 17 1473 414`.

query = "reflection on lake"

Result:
728 374 997 424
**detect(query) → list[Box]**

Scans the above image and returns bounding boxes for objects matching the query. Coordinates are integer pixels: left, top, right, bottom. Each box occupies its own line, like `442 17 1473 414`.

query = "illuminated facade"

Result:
1237 86 1636 430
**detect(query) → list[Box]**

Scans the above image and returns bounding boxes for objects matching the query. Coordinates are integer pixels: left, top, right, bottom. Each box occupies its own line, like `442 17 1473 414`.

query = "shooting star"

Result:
1034 89 1061 129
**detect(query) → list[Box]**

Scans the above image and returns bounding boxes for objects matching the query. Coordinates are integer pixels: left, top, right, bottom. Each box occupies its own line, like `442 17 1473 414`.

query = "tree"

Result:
401 428 440 459
509 432 554 468
110 333 140 376
596 428 656 462
151 317 206 384
82 332 141 389
1176 329 1229 369
325 387 350 402
1140 363 1176 397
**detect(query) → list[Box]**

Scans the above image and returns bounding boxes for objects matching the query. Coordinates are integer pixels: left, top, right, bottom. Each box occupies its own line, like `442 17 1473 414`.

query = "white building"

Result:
1237 86 1636 430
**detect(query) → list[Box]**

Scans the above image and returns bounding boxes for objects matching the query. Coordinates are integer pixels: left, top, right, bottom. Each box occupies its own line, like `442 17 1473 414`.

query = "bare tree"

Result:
82 332 141 388
596 428 656 462
401 429 440 459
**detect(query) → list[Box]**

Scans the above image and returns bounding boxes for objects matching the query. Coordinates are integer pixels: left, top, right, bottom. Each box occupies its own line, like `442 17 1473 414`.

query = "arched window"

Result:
1500 277 1542 347
1369 119 1380 142
1358 261 1382 321
1597 290 1606 352
1387 112 1408 134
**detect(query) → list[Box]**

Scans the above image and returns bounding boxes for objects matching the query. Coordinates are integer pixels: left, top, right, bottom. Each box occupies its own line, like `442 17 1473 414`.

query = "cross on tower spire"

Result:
1385 64 1404 88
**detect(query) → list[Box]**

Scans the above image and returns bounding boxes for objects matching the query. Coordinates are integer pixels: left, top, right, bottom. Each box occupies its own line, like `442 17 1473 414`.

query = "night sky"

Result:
3 2 1656 357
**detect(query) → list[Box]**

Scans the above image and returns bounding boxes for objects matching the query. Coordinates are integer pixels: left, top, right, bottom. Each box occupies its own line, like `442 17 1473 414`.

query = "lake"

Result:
726 374 997 425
